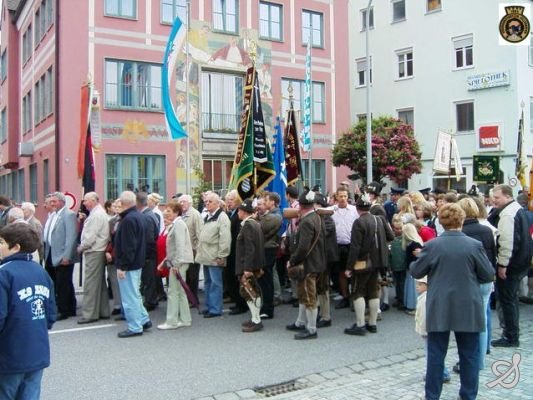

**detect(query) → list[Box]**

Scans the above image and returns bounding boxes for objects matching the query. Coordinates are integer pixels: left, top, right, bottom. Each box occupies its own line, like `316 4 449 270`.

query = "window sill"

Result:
104 106 163 113
391 18 406 24
211 29 239 36
456 130 475 135
259 36 284 43
355 84 372 89
103 14 138 21
395 76 414 82
453 65 475 71
360 27 375 33
425 9 442 15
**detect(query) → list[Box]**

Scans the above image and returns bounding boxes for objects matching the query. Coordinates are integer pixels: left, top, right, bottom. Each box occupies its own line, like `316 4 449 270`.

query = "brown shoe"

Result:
242 322 263 333
241 319 254 327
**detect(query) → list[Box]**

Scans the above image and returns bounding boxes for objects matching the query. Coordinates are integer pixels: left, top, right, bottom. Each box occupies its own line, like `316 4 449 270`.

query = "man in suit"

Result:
136 192 160 311
76 192 111 324
235 199 265 332
43 192 79 320
0 195 13 228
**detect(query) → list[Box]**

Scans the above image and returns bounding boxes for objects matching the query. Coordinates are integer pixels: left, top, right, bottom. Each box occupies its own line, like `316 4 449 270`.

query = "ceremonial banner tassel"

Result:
285 102 303 186
78 82 95 193
162 17 188 140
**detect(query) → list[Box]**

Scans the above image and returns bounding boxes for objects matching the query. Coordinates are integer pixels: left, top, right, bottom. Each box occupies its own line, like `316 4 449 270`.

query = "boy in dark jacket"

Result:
0 223 56 399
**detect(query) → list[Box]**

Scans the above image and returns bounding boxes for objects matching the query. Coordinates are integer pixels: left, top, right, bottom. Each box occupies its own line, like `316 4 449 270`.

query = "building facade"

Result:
0 0 351 220
349 0 533 193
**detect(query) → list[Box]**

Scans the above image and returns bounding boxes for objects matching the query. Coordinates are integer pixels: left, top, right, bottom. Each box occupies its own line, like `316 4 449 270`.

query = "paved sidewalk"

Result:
199 318 531 400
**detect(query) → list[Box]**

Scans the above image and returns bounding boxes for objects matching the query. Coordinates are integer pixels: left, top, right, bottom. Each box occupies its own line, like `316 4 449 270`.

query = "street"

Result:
41 295 532 400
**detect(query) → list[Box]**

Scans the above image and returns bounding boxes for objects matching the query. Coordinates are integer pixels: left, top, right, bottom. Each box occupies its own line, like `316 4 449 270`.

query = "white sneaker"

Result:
176 322 191 328
157 323 179 330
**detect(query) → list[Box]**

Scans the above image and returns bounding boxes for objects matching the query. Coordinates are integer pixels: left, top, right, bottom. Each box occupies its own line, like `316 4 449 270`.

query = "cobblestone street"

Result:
200 317 531 400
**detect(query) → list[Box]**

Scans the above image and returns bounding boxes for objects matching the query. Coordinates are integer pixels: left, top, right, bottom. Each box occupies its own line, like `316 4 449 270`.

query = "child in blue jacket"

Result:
0 223 56 399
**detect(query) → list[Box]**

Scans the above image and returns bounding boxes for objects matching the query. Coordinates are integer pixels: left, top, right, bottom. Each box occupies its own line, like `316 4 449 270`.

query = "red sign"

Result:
479 126 501 149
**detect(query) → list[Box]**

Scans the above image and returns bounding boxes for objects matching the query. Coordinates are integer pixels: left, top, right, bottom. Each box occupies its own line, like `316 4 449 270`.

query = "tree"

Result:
332 116 422 184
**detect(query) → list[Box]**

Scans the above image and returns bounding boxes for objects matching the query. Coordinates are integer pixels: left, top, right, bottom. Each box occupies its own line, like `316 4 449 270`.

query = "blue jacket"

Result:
0 253 56 374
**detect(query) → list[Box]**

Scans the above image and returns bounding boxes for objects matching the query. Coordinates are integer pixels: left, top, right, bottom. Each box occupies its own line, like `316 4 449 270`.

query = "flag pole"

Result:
306 40 313 187
185 0 191 194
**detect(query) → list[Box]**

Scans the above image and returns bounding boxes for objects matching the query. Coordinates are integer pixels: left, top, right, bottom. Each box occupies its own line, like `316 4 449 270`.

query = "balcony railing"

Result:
202 112 240 134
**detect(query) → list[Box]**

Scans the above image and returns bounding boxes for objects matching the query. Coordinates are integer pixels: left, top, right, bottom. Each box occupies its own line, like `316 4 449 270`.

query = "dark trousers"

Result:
334 244 350 298
226 256 246 309
259 248 276 317
45 254 77 316
426 331 480 400
496 274 521 341
186 262 201 302
141 258 158 307
393 270 406 305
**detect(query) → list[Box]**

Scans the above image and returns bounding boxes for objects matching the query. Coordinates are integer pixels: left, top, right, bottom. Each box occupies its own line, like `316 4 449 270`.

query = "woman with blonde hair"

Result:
397 196 416 224
402 222 423 314
409 191 426 207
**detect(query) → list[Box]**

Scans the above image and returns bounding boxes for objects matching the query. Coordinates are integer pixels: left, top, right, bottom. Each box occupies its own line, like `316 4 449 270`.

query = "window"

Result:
201 71 243 133
0 109 6 142
17 169 25 204
302 10 323 47
43 159 49 197
356 57 372 87
45 0 54 29
34 8 41 47
300 160 326 192
529 33 533 67
105 0 136 19
45 67 53 116
23 92 32 133
433 168 466 193
398 108 414 127
23 25 32 63
105 60 162 110
212 0 238 34
392 0 406 22
427 0 441 12
161 0 186 24
259 2 282 41
396 48 413 79
34 81 40 123
202 159 233 192
105 155 166 201
281 79 325 123
529 97 533 133
30 164 38 203
361 7 374 31
456 101 474 132
39 1 46 40
0 51 6 80
453 35 473 69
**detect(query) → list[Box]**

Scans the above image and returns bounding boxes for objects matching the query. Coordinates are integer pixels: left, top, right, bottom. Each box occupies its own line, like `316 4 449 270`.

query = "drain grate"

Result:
254 379 307 397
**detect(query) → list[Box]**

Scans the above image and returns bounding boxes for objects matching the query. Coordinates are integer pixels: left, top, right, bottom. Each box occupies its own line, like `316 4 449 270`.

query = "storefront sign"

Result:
477 124 503 151
467 70 510 91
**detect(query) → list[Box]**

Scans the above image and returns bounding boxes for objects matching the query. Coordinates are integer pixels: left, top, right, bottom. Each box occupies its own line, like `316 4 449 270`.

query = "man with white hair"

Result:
114 191 151 338
195 192 231 318
178 194 203 301
76 192 111 324
43 192 79 321
21 202 43 235
6 207 26 224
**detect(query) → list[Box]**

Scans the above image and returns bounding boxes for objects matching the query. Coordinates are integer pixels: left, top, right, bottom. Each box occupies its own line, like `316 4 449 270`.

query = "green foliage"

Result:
332 116 422 183
192 166 211 208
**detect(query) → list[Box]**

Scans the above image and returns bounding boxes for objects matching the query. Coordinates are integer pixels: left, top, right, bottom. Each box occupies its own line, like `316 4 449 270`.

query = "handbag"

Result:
287 214 321 281
353 215 378 272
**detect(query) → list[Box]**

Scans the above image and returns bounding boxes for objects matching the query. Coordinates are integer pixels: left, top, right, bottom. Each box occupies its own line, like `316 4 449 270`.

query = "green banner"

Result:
473 155 499 182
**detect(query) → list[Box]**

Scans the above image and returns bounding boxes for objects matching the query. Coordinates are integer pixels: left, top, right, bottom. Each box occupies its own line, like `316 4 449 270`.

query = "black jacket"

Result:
115 206 147 271
462 218 497 271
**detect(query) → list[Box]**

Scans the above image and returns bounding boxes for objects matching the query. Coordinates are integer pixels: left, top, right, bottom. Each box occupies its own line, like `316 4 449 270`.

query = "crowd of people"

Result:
0 181 532 399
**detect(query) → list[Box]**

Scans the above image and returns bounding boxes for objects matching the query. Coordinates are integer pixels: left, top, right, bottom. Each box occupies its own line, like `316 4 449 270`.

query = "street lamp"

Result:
365 0 373 184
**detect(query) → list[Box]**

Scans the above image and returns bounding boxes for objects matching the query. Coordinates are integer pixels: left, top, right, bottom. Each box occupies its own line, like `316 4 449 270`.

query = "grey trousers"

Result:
81 251 110 319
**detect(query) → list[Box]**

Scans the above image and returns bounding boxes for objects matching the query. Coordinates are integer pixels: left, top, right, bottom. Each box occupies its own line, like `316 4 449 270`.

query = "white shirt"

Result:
331 204 359 245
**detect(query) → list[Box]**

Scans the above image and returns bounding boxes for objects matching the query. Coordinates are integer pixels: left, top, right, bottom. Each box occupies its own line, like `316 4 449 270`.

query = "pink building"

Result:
0 0 351 220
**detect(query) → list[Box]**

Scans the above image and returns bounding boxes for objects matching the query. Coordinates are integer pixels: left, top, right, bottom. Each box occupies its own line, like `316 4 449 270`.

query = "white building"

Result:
349 0 533 193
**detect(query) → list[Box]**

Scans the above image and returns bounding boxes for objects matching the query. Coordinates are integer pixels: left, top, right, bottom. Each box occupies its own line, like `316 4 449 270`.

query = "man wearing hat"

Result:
344 194 394 336
235 199 266 332
419 188 431 200
286 190 326 339
384 187 406 224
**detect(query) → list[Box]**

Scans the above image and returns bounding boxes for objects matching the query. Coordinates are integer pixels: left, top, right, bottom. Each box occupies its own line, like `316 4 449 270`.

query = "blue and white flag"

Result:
266 117 288 234
162 17 187 140
302 40 312 152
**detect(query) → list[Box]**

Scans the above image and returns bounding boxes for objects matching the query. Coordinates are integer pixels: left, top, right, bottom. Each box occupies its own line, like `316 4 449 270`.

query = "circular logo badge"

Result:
500 6 530 43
